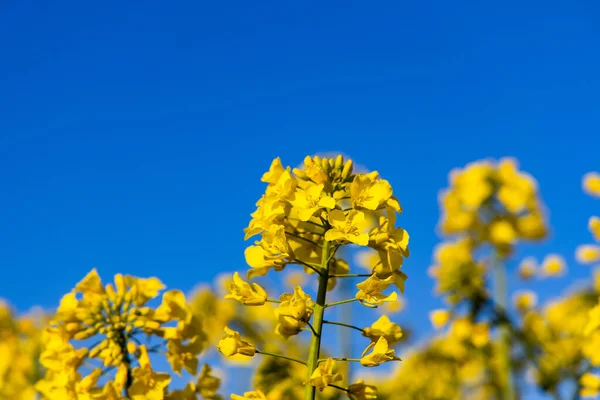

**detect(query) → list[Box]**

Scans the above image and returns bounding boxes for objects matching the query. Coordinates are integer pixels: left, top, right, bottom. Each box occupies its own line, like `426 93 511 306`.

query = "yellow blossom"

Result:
196 364 221 399
489 219 517 245
231 389 268 400
274 286 314 338
429 309 451 329
583 172 600 197
580 372 600 398
590 216 600 241
360 336 401 367
217 327 256 358
225 272 268 306
362 315 403 344
129 345 172 400
347 379 378 400
356 274 398 306
245 224 295 279
349 173 399 211
307 358 342 390
325 209 370 246
541 254 566 277
576 245 600 264
514 291 537 312
518 257 537 279
290 181 336 221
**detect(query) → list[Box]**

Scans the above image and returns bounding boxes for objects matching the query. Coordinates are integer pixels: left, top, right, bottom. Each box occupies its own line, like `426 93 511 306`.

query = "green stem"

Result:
325 298 358 308
286 231 321 247
329 384 349 392
256 350 307 366
304 240 331 400
318 357 362 363
330 273 371 278
492 253 515 400
323 319 365 334
293 259 323 276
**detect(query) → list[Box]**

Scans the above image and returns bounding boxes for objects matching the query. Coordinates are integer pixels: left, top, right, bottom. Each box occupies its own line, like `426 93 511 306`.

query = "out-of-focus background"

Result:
1 1 599 398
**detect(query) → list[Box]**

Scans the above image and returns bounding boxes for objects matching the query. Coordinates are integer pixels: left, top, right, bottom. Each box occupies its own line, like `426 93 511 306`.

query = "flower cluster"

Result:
439 158 547 249
35 268 220 399
218 155 409 399
0 300 46 399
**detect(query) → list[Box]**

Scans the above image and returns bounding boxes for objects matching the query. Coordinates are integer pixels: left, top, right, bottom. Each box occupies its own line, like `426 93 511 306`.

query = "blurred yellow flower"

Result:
583 172 600 197
541 254 566 277
429 309 451 329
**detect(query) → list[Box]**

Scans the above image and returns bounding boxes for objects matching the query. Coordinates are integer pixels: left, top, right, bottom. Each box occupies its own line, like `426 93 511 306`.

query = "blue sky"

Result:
1 0 599 397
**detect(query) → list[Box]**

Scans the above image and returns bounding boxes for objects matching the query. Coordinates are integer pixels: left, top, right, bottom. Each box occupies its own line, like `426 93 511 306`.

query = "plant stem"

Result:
325 298 358 308
329 273 371 278
255 350 307 366
492 253 515 400
319 357 362 363
329 384 349 392
323 319 365 334
304 240 331 400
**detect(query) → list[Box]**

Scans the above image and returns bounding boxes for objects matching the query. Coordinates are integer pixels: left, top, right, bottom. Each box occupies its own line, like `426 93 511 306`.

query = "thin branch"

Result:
323 320 366 334
318 357 362 363
286 231 321 247
292 259 323 276
325 298 358 308
256 349 307 366
329 384 349 393
329 274 371 278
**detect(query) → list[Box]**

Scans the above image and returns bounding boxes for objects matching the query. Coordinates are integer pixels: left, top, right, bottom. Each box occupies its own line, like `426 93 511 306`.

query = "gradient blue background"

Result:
1 1 599 397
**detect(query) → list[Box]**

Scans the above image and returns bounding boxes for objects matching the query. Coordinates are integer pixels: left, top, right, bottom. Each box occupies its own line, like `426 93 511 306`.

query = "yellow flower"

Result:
513 290 537 312
349 173 399 211
583 172 600 197
577 245 600 264
261 157 287 184
471 322 490 348
362 315 403 344
360 336 400 367
518 257 537 279
497 158 535 213
129 276 166 306
275 286 314 338
196 364 221 399
584 303 600 336
165 335 204 375
74 268 105 295
590 216 600 241
347 379 378 400
429 309 451 329
355 274 398 306
245 224 295 279
128 345 172 400
489 219 517 245
217 327 256 357
296 155 329 185
290 181 336 221
230 389 268 400
325 209 370 246
244 195 286 239
225 272 268 306
540 254 566 277
307 358 342 391
368 213 410 276
580 372 600 398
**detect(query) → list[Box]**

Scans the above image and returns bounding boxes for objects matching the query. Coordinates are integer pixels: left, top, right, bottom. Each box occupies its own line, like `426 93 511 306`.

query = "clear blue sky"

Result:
1 1 599 396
